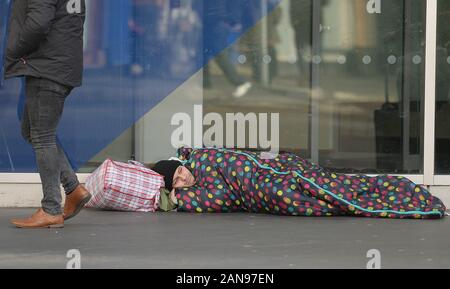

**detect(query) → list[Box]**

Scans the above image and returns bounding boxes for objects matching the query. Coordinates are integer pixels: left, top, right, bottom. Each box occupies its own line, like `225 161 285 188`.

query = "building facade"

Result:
1 0 449 206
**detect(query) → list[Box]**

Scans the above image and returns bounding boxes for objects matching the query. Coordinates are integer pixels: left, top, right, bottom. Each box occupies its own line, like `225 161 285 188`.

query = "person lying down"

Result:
152 147 447 219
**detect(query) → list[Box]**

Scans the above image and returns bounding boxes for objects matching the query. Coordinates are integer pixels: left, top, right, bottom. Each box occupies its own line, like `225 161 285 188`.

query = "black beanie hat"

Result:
153 160 182 191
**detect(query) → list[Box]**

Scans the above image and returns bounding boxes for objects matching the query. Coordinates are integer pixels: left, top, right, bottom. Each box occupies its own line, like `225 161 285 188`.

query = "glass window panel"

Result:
204 0 426 174
316 0 426 174
0 0 427 175
203 0 310 160
436 0 450 174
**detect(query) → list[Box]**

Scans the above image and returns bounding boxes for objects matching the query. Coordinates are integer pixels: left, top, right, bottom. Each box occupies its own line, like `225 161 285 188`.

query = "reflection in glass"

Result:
204 0 426 174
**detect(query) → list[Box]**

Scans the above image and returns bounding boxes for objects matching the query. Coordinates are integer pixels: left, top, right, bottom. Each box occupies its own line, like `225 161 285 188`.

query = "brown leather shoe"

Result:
63 184 92 220
11 208 64 229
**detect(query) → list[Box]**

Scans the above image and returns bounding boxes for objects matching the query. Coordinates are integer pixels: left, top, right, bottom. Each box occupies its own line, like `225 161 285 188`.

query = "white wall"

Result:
135 70 203 163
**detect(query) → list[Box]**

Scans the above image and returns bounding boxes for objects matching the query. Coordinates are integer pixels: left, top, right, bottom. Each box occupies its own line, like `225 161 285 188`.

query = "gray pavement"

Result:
0 208 449 269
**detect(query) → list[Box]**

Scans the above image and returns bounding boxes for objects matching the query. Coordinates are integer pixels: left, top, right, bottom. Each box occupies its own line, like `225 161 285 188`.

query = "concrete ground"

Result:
0 208 449 269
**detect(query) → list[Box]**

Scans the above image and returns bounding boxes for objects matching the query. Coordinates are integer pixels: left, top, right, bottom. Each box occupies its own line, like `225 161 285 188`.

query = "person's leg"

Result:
203 62 212 88
248 45 262 83
24 77 73 215
294 26 312 86
58 144 80 195
215 48 253 98
21 96 32 143
21 82 80 197
215 48 247 87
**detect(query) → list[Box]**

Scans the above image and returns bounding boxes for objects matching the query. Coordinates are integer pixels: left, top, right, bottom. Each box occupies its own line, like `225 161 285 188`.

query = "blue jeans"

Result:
22 76 80 215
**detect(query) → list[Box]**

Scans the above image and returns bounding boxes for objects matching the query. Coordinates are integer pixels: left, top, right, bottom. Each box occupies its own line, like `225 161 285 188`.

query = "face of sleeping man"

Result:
172 166 196 189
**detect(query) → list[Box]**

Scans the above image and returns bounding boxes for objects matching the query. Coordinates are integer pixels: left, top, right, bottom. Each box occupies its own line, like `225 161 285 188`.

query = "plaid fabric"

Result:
85 159 165 212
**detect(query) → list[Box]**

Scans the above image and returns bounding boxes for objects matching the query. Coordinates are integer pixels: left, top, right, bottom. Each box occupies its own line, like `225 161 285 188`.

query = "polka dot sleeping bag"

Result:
175 147 446 219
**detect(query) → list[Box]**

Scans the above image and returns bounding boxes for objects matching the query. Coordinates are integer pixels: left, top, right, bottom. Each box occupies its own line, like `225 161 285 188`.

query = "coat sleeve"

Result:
9 0 58 59
176 186 238 213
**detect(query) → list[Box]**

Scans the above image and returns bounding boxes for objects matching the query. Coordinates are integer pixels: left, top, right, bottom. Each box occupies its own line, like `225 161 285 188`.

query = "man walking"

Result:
4 0 91 228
